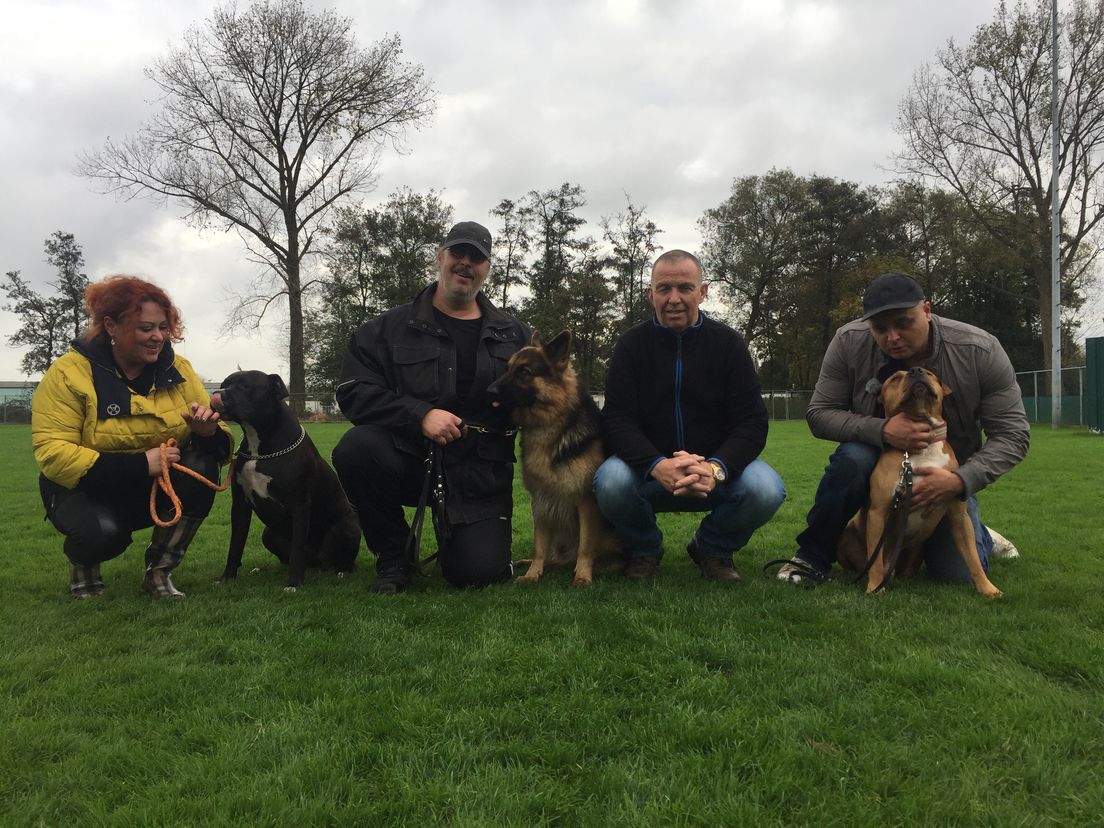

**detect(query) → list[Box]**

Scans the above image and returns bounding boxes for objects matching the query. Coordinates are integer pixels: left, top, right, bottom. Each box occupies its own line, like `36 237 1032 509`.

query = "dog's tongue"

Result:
209 391 223 412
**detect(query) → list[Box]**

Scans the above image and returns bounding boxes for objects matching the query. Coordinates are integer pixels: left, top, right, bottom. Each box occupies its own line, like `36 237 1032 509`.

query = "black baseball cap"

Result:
441 221 492 259
861 272 925 321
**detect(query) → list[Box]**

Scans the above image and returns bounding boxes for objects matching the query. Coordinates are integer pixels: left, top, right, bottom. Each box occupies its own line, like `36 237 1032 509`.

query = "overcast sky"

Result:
2 0 1100 385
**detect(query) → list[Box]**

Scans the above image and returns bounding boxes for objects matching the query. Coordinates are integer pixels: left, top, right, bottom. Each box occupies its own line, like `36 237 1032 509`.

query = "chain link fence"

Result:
1015 366 1087 426
2 372 1086 426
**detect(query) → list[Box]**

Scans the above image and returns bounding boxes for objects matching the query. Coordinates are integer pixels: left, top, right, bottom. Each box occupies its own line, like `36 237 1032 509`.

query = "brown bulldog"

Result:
836 367 1001 597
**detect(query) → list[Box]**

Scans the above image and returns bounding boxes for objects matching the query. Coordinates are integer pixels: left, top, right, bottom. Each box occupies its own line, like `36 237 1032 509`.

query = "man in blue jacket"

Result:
593 250 785 581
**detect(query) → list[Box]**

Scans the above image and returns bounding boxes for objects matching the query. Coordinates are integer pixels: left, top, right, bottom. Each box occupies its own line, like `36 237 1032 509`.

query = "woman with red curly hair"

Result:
31 275 232 598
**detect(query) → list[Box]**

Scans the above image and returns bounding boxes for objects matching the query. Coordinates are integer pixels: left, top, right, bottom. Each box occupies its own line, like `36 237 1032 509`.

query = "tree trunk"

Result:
285 229 305 416
1034 259 1054 374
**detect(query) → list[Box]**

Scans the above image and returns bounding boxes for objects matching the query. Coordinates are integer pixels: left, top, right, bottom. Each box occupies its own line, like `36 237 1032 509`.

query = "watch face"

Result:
711 462 726 481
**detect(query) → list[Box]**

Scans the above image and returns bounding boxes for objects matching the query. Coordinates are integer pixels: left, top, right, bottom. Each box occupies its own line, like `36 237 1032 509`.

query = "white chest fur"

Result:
909 441 951 470
903 441 952 535
237 423 275 504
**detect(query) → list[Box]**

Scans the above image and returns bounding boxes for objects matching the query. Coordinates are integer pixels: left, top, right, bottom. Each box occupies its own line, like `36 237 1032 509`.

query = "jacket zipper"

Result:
674 334 685 450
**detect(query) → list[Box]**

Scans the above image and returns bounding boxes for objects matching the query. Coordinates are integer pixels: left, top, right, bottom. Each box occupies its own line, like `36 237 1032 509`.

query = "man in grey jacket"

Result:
776 271 1030 585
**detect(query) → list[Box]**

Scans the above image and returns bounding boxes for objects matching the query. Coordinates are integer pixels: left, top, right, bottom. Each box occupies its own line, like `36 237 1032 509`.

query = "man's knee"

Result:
439 517 513 588
332 424 407 487
592 456 638 508
821 442 879 497
733 460 786 520
830 441 879 476
334 425 385 474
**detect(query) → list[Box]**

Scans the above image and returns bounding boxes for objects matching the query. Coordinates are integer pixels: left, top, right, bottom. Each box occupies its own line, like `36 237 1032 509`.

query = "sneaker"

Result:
774 555 829 585
687 537 740 582
988 529 1020 560
624 555 660 581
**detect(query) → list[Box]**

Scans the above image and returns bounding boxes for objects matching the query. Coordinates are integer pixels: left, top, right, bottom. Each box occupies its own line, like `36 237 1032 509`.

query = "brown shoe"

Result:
697 556 741 582
624 555 660 581
688 537 741 582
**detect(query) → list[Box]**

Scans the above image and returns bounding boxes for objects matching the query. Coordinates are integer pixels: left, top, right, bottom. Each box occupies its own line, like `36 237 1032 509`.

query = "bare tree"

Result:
894 0 1104 369
78 0 435 407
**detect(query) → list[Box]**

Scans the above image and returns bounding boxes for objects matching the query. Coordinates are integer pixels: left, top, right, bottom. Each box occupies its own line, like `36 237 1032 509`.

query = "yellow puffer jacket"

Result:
32 340 231 489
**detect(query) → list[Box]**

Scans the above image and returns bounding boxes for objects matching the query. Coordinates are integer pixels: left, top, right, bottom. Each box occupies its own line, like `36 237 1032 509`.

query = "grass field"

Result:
2 421 1102 826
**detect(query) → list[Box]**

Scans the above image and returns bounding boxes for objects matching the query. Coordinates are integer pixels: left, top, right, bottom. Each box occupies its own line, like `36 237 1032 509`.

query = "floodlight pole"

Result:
1051 0 1062 429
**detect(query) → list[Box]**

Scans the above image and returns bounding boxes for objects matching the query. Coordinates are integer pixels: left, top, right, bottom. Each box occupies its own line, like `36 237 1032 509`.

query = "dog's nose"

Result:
906 367 925 379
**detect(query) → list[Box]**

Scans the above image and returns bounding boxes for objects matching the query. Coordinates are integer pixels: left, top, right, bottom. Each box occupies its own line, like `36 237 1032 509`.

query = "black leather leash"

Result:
851 453 915 592
404 442 448 577
402 420 518 576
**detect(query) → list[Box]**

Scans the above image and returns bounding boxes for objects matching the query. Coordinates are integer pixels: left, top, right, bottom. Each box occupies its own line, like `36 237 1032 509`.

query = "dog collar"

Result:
928 418 947 442
236 425 306 460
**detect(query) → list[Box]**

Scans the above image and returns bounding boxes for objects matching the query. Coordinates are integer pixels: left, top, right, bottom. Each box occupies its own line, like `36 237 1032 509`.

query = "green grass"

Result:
1 422 1101 826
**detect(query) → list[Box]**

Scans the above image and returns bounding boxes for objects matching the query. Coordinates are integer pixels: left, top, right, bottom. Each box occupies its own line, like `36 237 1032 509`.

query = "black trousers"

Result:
40 447 221 566
332 424 512 588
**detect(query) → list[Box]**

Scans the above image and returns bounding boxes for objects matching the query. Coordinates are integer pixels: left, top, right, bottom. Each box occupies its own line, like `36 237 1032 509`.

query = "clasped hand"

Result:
651 450 714 497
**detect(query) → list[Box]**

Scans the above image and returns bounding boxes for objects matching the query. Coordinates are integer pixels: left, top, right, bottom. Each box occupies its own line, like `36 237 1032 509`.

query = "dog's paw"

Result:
571 575 593 588
515 573 541 584
283 585 299 593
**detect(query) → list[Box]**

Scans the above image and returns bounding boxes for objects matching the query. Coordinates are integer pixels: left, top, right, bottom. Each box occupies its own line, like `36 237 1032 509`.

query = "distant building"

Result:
1 381 36 424
0 381 37 404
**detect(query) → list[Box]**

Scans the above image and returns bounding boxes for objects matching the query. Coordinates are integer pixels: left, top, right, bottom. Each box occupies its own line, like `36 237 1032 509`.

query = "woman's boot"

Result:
69 561 104 598
142 516 202 598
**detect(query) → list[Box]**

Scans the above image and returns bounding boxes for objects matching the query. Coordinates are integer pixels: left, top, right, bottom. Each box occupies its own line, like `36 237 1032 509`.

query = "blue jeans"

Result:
592 456 786 559
795 442 993 582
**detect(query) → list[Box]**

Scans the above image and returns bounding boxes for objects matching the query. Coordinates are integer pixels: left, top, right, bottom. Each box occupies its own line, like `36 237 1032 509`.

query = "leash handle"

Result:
149 437 233 528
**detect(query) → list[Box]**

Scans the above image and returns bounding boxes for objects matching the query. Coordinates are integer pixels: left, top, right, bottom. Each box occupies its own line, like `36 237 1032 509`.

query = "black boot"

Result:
371 551 413 594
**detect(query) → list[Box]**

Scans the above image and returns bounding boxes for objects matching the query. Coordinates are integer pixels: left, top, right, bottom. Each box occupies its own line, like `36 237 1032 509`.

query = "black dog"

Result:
210 371 361 590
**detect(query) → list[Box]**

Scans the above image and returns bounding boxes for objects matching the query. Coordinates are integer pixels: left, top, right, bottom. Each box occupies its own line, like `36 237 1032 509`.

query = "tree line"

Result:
4 0 1101 398
304 170 1087 395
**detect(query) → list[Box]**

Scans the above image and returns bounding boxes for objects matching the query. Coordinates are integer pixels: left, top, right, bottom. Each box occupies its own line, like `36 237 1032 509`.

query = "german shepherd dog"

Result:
487 331 624 586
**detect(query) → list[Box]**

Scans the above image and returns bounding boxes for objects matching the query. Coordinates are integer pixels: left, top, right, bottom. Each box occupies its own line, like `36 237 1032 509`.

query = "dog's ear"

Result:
941 382 953 398
269 374 289 401
529 329 542 346
544 330 572 369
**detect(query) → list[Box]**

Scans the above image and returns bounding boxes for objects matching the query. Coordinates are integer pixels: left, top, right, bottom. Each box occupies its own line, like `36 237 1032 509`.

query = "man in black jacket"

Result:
594 250 785 581
332 221 529 593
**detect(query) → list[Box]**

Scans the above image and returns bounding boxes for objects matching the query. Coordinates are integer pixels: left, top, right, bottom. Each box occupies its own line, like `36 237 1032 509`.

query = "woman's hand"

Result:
145 444 181 477
184 402 221 437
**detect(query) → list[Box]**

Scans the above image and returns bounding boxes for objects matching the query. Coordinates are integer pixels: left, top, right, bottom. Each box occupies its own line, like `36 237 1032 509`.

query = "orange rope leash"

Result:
150 437 233 528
